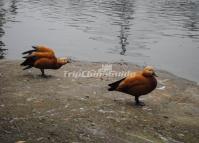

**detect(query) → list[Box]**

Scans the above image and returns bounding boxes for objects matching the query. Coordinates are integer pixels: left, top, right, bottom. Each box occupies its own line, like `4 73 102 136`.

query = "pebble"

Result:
157 86 166 90
37 137 44 141
178 133 185 137
80 108 84 110
80 97 86 101
98 109 114 113
142 107 152 111
64 104 69 108
26 97 36 102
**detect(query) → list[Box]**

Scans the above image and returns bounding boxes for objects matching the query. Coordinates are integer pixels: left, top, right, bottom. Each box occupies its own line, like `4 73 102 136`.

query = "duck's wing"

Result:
21 45 57 70
21 54 56 70
116 76 143 91
23 52 56 59
22 45 55 56
108 72 138 91
113 72 146 92
108 78 126 91
32 45 55 53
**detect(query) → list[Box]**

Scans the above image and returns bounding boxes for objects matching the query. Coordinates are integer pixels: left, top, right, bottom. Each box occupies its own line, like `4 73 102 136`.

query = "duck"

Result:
108 66 158 106
21 45 70 77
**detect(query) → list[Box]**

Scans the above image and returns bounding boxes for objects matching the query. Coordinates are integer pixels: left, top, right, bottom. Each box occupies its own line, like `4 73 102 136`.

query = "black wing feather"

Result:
22 49 36 55
108 78 126 91
20 56 38 70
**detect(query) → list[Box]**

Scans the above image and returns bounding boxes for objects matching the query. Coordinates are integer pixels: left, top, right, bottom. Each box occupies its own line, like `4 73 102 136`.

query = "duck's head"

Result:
58 57 71 64
143 66 158 77
56 57 71 69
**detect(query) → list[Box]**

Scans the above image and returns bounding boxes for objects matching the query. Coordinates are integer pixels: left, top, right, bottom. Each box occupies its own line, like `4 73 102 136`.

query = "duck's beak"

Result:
153 72 158 77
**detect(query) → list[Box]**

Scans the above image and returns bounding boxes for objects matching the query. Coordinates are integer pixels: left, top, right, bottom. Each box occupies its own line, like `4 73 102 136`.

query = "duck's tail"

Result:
108 78 125 91
20 56 38 70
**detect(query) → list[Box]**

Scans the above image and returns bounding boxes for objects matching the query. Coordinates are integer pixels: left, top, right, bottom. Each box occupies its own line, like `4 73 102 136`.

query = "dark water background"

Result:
0 0 199 83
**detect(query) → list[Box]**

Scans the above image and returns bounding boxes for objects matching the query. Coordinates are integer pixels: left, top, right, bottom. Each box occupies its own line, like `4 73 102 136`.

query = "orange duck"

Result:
21 45 70 77
108 66 158 106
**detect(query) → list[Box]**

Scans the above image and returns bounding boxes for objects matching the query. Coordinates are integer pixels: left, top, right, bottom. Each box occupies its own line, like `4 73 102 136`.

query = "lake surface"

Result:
0 0 199 83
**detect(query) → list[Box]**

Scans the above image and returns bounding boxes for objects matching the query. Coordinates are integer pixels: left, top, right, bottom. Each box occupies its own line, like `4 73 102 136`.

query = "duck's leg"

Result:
135 96 145 106
40 69 47 77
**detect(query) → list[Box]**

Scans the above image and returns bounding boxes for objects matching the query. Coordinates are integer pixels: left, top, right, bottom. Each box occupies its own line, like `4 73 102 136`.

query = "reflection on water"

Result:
0 0 199 82
0 0 18 58
0 1 6 58
111 0 134 55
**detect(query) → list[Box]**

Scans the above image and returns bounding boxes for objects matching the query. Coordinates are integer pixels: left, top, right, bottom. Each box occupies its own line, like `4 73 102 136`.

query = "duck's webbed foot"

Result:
135 96 145 106
135 101 145 106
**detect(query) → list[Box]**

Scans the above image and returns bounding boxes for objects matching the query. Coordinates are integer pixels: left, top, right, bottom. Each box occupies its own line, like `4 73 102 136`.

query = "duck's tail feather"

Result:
108 78 125 91
20 56 38 67
22 49 36 55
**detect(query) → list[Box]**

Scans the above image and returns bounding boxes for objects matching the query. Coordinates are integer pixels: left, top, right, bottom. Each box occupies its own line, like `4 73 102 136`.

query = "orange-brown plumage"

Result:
22 45 55 55
108 66 157 106
33 45 55 54
21 45 69 77
30 52 55 59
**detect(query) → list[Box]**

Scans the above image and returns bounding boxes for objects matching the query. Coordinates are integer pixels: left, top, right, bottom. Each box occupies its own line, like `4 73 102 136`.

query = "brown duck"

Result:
21 45 70 77
108 66 158 106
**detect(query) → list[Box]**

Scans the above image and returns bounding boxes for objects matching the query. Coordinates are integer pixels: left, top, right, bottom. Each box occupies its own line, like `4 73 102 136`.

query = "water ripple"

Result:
0 0 199 82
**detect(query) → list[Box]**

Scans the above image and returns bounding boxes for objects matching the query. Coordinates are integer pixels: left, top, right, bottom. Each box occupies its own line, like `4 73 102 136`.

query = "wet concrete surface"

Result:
0 60 199 143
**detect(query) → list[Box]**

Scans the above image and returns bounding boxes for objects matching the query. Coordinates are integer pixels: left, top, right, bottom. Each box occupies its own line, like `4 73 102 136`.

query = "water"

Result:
0 0 199 82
